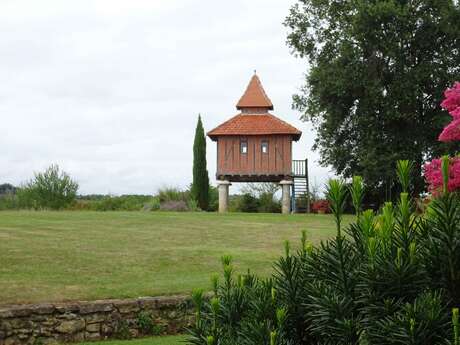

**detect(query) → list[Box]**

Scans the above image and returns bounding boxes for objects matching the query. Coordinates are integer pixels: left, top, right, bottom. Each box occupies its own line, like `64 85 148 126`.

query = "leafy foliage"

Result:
18 164 78 210
285 0 460 203
241 183 282 213
0 184 19 210
188 160 460 344
72 194 153 211
229 192 281 213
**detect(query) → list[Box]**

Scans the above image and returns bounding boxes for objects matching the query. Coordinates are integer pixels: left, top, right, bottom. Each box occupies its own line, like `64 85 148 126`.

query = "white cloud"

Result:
1 0 333 195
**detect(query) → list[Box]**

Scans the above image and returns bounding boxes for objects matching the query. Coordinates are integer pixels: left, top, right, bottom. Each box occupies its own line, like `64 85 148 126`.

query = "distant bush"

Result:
72 195 152 211
156 186 204 212
229 190 281 213
0 183 16 195
157 187 190 203
258 192 281 213
150 196 161 211
234 193 260 213
160 200 189 212
0 194 19 210
18 165 78 210
0 183 19 210
208 186 219 212
187 198 200 212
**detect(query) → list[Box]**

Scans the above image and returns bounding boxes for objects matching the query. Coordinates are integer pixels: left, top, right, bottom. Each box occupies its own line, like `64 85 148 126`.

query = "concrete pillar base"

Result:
218 180 231 213
280 180 293 214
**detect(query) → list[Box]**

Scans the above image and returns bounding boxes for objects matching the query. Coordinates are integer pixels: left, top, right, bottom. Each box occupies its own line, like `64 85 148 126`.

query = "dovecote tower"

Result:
207 73 304 213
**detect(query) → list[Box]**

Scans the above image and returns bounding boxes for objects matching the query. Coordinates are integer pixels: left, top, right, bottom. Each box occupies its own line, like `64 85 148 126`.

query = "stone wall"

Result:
0 295 193 345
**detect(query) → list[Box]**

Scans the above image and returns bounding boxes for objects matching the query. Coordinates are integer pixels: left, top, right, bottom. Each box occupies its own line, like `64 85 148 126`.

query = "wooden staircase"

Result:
291 159 310 213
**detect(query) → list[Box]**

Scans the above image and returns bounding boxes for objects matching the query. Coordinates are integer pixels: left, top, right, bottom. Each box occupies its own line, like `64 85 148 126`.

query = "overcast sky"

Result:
1 0 333 195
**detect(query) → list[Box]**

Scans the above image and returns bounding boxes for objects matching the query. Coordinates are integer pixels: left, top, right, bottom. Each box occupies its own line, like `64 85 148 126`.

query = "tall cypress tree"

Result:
192 115 209 210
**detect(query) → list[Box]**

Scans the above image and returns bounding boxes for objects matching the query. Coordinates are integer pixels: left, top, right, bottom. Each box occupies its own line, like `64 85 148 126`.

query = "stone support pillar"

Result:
280 180 293 214
218 180 231 213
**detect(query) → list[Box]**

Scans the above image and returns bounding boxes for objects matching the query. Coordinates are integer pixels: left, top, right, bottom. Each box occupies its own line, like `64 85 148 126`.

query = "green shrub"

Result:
187 198 201 212
187 160 460 345
72 195 153 211
137 311 155 335
150 196 161 211
258 192 281 213
0 194 19 210
228 185 281 213
156 186 203 212
231 193 259 213
160 200 189 212
208 186 219 212
18 165 78 210
157 187 189 203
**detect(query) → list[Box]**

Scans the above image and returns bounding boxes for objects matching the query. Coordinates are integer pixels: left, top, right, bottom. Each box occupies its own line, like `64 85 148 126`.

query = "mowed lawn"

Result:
77 335 185 345
0 211 346 305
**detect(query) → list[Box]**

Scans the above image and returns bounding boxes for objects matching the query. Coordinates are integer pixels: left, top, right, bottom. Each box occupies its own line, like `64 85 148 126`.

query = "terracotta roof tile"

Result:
207 113 302 141
236 74 274 110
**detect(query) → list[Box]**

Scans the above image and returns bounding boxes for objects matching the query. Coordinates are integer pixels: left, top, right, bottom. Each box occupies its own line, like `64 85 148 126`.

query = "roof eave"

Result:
206 132 302 140
236 105 274 111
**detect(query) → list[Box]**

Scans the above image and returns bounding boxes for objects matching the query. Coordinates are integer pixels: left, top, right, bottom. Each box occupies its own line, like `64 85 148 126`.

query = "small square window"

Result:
240 141 248 154
261 141 268 154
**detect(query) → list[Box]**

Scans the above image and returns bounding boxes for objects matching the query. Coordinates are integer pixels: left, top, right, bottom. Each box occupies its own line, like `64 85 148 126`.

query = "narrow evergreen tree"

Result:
192 115 209 211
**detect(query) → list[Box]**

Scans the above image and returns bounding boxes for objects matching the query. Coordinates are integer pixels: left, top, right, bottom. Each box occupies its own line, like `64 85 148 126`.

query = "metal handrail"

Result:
292 159 307 176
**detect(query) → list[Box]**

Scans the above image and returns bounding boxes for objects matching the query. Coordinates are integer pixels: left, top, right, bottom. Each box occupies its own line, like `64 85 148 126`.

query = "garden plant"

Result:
188 160 460 344
187 81 460 345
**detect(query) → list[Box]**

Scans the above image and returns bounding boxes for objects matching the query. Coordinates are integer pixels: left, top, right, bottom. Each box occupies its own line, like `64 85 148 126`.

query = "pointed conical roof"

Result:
236 74 274 110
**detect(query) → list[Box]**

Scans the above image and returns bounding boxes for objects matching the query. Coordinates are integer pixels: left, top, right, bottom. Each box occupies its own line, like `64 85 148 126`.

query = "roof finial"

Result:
254 69 257 75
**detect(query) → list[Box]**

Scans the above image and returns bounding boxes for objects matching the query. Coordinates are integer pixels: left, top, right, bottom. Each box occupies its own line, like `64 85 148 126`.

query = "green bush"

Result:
156 186 204 212
159 200 189 212
187 161 460 345
137 311 165 335
157 187 189 203
187 198 200 212
150 196 161 211
71 195 153 211
258 192 281 213
18 165 78 210
208 186 219 212
0 194 19 210
229 192 281 213
236 193 259 213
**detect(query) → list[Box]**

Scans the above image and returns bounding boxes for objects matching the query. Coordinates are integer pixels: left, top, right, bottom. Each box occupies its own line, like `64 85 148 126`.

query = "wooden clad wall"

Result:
216 135 292 178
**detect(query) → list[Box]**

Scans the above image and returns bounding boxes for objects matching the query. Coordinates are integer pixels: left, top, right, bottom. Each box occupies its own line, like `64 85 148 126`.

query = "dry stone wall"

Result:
0 295 193 345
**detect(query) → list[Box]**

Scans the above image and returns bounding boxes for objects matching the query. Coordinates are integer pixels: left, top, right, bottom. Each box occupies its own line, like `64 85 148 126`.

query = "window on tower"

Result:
261 141 268 154
240 140 248 154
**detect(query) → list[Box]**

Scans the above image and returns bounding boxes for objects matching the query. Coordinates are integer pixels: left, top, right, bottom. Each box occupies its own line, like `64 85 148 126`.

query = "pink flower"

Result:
424 82 460 194
438 118 460 142
450 107 460 120
440 82 460 114
424 157 460 194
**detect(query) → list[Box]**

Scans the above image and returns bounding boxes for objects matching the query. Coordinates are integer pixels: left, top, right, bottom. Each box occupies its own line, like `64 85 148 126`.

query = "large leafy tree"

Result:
285 0 460 203
191 115 210 210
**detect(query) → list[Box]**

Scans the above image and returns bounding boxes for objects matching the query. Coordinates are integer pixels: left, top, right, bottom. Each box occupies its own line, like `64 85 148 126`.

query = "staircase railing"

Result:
291 159 310 213
292 159 307 177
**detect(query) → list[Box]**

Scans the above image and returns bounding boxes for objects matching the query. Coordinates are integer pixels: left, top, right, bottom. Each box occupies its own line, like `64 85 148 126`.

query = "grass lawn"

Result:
76 335 186 345
0 211 347 304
